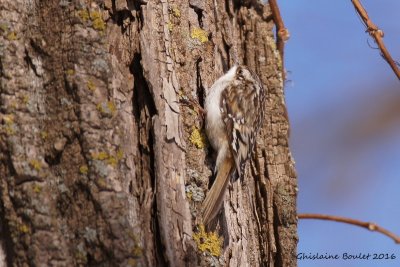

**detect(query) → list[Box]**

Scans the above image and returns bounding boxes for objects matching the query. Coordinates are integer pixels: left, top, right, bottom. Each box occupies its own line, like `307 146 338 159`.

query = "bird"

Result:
202 65 266 225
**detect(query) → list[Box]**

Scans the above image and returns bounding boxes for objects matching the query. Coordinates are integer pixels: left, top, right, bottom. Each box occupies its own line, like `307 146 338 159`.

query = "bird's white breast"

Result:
205 66 237 151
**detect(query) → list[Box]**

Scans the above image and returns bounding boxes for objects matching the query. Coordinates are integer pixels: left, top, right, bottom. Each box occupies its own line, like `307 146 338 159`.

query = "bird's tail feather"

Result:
202 159 233 225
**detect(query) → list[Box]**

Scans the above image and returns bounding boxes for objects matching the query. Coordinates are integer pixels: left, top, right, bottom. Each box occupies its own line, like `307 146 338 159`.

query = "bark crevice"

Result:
0 173 14 267
195 58 205 108
189 4 204 28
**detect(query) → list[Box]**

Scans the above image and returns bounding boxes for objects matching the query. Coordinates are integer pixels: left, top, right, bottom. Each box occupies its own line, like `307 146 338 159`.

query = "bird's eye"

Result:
237 68 244 79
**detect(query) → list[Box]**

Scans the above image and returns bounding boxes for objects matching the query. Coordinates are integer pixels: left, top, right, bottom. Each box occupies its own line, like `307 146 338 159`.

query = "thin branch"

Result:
351 0 400 80
268 0 289 80
299 213 400 244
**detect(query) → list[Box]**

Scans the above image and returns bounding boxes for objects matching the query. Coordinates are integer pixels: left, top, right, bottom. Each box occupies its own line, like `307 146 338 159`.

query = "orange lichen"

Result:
191 28 208 43
79 165 89 174
90 11 106 31
189 127 207 149
193 225 223 256
29 159 42 171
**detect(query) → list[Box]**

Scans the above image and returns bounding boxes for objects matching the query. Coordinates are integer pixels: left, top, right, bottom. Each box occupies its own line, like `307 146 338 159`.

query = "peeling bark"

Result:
0 0 297 266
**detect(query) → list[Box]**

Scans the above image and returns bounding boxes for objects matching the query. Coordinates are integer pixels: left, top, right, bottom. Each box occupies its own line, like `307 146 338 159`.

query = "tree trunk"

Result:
0 0 297 266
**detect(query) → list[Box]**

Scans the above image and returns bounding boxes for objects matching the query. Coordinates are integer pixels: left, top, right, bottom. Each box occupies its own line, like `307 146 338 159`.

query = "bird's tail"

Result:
202 158 234 225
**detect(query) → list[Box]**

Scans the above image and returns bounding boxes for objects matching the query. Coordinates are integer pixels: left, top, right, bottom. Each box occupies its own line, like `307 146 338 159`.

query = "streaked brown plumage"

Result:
202 65 266 225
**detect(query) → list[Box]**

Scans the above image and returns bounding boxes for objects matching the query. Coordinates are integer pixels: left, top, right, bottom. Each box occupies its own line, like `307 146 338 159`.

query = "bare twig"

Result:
268 0 289 80
299 213 400 244
351 0 400 80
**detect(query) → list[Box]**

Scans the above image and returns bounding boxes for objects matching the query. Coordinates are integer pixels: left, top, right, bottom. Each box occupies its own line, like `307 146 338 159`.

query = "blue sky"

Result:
279 1 400 266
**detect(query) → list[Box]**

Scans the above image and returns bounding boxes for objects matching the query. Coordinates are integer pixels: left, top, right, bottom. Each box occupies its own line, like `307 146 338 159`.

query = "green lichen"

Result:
91 150 122 167
92 151 109 160
189 127 207 149
40 131 48 140
0 23 8 34
3 115 15 135
191 27 208 43
87 80 96 91
7 31 17 41
106 156 118 167
128 233 143 258
3 115 14 125
79 165 89 174
92 18 106 31
78 9 106 31
96 103 104 113
116 149 124 160
21 95 29 105
167 21 174 32
9 100 17 110
96 177 107 188
78 9 90 22
18 223 30 234
128 231 137 240
75 251 88 264
90 11 106 31
33 184 42 193
127 259 137 267
193 225 223 257
132 244 142 258
29 159 42 171
107 101 116 113
5 126 15 135
97 101 117 116
66 69 75 76
171 6 181 18
186 191 193 200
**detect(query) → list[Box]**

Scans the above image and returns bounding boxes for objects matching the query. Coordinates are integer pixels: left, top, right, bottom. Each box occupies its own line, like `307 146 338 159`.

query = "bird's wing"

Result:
220 77 264 179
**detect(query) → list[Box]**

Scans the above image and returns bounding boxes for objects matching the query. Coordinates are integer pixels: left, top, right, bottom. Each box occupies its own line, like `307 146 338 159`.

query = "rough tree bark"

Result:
0 0 297 266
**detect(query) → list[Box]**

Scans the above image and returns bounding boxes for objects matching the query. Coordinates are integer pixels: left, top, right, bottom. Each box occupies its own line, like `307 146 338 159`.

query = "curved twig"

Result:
299 213 400 244
351 0 400 80
268 0 289 80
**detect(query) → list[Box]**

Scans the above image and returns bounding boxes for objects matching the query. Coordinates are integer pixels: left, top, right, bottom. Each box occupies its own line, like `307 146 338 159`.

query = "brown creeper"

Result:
202 65 266 225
